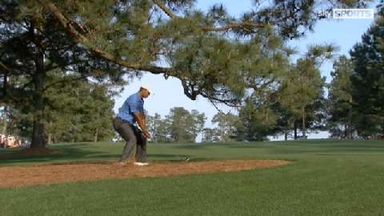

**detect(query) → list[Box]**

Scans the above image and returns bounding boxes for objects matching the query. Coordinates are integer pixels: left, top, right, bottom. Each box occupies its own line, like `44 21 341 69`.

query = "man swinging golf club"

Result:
113 85 151 166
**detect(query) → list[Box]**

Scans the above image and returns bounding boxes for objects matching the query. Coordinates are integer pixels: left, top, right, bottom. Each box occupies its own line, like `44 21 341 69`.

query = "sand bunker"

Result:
0 160 290 188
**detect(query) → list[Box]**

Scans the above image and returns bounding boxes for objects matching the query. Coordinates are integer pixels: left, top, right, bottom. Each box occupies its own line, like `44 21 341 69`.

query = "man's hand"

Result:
143 130 151 139
134 113 151 139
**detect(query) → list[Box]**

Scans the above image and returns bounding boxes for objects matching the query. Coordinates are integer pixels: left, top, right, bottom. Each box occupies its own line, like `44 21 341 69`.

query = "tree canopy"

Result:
147 108 205 143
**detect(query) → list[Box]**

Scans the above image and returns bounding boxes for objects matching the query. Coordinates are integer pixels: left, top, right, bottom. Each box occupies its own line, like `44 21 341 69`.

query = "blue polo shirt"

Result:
117 92 144 124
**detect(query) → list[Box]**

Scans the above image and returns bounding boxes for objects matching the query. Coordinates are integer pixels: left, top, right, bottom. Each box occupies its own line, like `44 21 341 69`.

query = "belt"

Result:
116 117 132 124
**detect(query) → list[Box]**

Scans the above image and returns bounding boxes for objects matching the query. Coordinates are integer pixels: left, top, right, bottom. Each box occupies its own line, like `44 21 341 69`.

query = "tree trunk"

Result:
302 106 306 138
30 74 46 148
94 128 98 143
2 106 7 135
47 132 52 145
347 97 353 139
29 19 47 149
294 121 298 140
30 43 47 149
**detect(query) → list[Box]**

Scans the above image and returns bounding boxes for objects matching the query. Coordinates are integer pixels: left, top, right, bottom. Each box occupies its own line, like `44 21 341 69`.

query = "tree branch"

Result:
36 1 266 105
152 0 177 19
43 75 86 92
151 0 266 34
151 0 265 33
38 0 174 76
0 62 11 73
202 22 265 32
39 0 266 75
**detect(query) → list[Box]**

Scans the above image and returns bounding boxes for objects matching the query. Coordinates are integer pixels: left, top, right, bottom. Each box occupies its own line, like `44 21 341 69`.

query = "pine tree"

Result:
32 71 115 143
349 8 384 138
328 55 354 139
237 98 278 141
147 113 171 143
211 112 239 142
166 107 206 143
277 53 327 139
201 128 220 143
0 2 124 147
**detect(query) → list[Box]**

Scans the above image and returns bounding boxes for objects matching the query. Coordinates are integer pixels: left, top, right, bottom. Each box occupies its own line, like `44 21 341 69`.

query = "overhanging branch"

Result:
151 0 265 33
38 0 174 76
152 0 177 19
202 22 265 33
36 1 252 105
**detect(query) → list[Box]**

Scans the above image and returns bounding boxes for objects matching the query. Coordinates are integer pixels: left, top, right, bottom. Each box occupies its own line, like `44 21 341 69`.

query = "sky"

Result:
112 1 378 139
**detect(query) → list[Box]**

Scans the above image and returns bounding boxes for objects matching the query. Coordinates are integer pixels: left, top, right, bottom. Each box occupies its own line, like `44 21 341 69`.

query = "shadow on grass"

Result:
227 141 384 155
171 144 207 150
0 146 115 166
0 144 205 166
172 143 232 150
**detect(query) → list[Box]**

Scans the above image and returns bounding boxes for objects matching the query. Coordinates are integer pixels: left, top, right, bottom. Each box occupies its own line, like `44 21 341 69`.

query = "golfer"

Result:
113 86 151 166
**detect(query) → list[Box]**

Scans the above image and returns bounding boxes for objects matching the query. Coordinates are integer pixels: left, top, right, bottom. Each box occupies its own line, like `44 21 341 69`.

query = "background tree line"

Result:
327 7 384 140
147 107 206 143
0 71 116 144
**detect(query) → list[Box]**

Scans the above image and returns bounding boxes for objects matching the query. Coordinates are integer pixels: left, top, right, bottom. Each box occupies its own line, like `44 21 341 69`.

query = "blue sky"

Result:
113 1 377 132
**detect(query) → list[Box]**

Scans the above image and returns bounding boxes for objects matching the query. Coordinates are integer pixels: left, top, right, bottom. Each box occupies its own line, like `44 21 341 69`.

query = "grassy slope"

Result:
1 140 384 216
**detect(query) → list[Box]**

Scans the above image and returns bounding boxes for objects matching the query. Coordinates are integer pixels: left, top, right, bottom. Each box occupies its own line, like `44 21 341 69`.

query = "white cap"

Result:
140 85 151 94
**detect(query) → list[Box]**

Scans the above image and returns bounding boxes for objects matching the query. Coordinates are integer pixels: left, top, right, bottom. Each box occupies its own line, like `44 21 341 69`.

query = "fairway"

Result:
1 140 384 216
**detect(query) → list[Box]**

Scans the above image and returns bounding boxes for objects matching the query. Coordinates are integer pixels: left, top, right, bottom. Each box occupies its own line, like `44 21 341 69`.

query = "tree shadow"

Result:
0 145 203 166
0 145 118 166
172 143 215 150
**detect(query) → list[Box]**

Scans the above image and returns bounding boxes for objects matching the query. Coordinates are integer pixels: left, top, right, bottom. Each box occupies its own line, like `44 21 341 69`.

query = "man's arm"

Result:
134 112 151 139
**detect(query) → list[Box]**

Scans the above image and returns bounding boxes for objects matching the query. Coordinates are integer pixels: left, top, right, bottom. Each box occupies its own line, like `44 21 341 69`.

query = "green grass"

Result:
1 140 384 215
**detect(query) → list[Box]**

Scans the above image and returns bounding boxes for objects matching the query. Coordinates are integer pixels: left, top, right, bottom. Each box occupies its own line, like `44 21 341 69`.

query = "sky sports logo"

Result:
318 9 375 19
332 9 374 19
